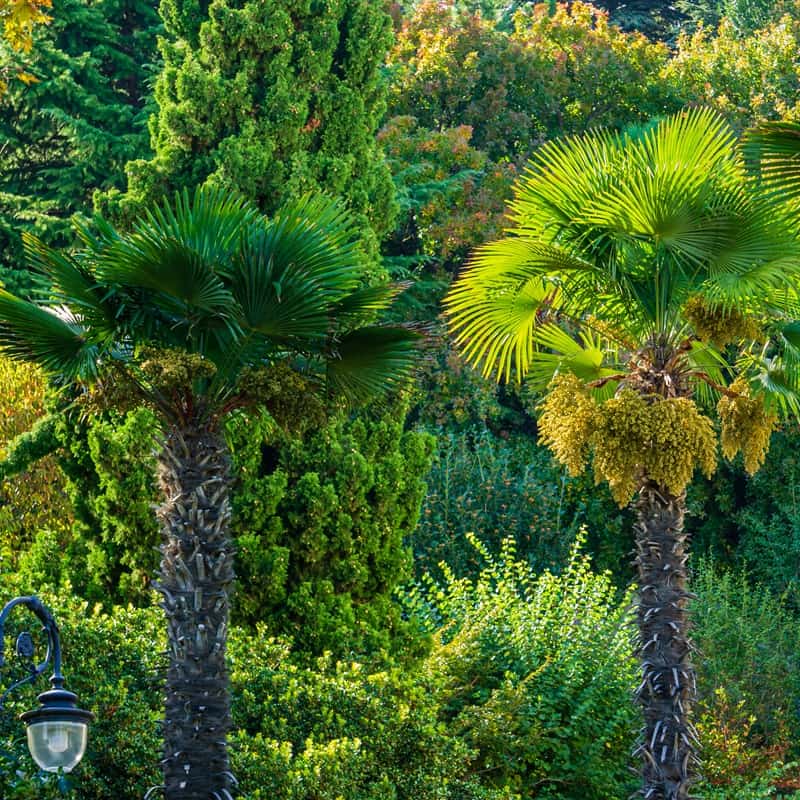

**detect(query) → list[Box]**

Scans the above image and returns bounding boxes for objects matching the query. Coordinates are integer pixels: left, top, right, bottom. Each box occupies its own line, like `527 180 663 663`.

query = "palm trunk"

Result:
155 421 236 800
633 479 698 800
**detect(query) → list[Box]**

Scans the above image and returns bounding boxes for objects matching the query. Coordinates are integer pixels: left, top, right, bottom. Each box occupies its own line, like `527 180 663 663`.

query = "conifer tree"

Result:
0 0 160 293
117 0 397 262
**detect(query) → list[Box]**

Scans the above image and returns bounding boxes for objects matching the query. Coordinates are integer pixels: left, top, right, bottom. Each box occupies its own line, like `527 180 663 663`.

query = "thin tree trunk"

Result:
155 422 236 800
633 479 698 800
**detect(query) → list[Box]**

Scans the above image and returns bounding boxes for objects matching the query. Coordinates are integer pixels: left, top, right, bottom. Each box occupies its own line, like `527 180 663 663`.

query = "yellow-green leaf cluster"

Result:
540 379 718 506
683 295 761 347
538 374 600 477
717 378 778 475
0 354 72 546
0 0 51 53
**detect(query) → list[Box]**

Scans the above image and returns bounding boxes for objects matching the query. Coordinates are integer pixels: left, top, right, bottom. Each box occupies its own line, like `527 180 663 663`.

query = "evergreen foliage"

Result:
18 400 434 659
0 0 160 291
598 0 686 40
116 0 397 264
228 403 434 657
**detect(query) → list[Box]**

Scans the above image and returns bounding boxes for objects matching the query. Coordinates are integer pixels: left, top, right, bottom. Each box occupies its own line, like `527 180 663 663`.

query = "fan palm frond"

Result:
744 120 800 203
22 233 116 340
528 324 620 398
325 326 423 406
0 290 99 379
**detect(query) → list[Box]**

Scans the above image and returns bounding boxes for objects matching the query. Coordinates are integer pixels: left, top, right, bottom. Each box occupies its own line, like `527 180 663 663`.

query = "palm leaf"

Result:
528 324 620 397
744 121 800 203
325 326 422 406
140 186 260 265
0 290 99 379
94 230 237 316
22 233 116 339
262 195 364 299
331 283 412 328
686 340 728 407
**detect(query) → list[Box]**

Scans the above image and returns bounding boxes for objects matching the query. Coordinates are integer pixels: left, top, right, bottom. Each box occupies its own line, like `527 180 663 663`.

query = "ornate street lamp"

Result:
0 596 94 773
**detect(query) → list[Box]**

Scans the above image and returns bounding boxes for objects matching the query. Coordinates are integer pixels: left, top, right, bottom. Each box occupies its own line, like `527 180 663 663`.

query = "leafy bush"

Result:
691 560 800 746
665 8 800 128
1 536 642 800
4 541 798 798
0 590 490 800
229 634 491 800
412 426 629 582
0 589 163 800
388 1 675 162
0 356 72 566
409 534 640 799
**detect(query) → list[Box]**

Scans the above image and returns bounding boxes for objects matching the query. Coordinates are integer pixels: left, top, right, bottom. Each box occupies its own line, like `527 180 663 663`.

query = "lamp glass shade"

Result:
26 719 88 772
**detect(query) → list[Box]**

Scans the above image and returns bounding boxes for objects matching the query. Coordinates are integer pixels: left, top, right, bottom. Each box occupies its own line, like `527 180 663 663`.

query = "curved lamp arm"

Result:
0 596 64 708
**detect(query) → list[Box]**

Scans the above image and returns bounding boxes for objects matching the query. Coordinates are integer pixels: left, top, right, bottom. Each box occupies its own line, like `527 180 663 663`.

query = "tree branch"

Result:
689 371 740 399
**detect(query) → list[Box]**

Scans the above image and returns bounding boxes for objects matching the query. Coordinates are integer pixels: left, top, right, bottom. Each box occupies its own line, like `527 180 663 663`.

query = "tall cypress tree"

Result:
0 0 160 293
117 0 397 262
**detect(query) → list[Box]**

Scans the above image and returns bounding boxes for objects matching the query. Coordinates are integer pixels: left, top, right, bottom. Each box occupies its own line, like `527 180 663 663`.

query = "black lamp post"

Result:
0 596 94 773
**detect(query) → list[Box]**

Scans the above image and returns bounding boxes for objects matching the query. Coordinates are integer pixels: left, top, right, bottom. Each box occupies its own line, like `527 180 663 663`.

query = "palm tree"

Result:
0 188 421 800
444 108 800 800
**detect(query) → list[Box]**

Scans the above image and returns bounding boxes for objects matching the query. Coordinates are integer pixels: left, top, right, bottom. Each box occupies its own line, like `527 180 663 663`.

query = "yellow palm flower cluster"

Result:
683 295 761 347
717 378 778 474
83 347 219 415
537 374 599 477
236 363 325 430
594 392 716 504
539 376 717 506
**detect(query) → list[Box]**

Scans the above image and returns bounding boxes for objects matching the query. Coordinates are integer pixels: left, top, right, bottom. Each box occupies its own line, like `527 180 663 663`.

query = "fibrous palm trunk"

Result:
633 479 698 800
155 421 236 800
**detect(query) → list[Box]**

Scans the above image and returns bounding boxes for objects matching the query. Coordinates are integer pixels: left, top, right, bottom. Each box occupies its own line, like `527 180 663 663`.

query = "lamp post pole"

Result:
0 596 93 773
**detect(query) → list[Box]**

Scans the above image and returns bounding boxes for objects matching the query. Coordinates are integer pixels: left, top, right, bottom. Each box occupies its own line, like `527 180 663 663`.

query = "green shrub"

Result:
691 560 800 746
226 403 435 658
410 533 640 799
1 537 641 800
228 633 492 800
0 593 490 800
412 426 629 582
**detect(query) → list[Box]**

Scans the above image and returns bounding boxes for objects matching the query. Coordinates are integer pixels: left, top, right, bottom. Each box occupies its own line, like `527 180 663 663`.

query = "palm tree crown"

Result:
446 108 800 426
0 188 419 421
